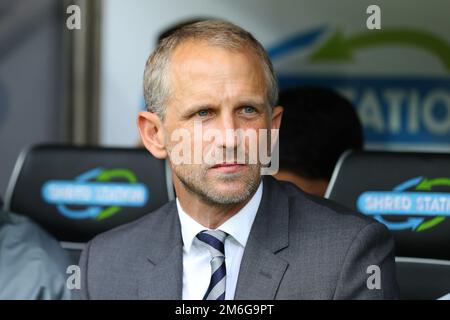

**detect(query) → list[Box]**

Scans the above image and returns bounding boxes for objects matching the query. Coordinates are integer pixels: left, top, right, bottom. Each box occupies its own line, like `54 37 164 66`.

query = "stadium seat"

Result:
3 145 174 263
325 150 450 299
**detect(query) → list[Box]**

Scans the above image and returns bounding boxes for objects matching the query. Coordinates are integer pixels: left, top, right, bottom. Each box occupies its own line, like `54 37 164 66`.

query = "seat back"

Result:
4 145 174 250
326 150 450 299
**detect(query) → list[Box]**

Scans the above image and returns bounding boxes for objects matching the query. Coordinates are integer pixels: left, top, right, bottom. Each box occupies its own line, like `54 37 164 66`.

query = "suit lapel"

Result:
234 237 289 299
234 176 290 299
138 203 183 299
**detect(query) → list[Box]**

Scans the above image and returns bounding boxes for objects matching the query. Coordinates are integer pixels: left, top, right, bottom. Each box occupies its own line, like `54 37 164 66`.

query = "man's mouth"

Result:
210 162 247 173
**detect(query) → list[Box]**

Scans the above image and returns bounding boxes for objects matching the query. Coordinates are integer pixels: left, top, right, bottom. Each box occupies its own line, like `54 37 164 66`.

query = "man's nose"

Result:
217 113 239 149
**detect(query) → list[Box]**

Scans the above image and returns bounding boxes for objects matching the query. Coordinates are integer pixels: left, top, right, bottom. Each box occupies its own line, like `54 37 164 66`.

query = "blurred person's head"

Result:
138 19 282 209
274 86 363 197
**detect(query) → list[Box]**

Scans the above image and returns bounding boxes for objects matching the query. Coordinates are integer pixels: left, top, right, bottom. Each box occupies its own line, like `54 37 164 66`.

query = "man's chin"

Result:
174 165 260 205
203 188 250 205
202 178 256 204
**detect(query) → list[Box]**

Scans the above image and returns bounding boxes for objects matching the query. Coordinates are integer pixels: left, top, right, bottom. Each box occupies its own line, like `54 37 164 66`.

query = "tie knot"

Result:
196 230 227 257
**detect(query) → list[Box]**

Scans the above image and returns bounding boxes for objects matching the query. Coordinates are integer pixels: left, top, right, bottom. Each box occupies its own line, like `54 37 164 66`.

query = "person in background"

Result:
274 86 364 197
0 207 71 299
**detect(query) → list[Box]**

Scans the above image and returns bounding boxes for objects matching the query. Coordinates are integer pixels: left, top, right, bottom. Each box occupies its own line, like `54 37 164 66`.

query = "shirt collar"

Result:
176 181 263 252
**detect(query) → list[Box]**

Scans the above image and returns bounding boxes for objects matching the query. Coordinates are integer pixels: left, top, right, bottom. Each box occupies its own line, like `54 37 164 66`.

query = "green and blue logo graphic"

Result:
357 176 450 231
42 168 149 220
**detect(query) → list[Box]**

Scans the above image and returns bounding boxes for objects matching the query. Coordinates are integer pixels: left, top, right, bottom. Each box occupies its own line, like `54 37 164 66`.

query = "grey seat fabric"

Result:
0 210 71 300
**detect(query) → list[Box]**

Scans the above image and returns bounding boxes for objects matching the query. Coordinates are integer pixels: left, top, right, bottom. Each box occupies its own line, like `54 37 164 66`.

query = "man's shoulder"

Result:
88 200 176 250
271 177 379 233
73 201 179 299
266 178 398 299
268 177 393 269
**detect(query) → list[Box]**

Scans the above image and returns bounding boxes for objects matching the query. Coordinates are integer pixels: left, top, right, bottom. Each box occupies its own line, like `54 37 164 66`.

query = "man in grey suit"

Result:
73 20 398 300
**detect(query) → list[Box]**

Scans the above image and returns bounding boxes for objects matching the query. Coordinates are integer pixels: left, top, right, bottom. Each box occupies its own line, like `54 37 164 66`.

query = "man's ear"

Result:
271 105 283 130
137 111 168 159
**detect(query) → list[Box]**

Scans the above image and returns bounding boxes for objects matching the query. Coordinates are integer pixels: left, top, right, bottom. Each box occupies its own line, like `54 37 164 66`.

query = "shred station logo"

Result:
41 168 149 220
357 176 450 231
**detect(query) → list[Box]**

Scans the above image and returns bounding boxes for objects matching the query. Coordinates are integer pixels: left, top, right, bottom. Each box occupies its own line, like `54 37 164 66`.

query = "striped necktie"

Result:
196 230 228 300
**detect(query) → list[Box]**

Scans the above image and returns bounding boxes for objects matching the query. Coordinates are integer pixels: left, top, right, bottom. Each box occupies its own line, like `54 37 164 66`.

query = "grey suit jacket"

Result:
73 176 399 299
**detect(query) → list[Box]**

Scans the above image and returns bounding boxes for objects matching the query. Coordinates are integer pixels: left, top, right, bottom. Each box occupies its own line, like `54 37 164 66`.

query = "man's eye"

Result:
242 106 256 114
197 110 210 117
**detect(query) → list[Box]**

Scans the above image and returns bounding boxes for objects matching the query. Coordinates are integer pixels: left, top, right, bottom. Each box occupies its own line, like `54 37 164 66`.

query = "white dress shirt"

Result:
176 182 263 300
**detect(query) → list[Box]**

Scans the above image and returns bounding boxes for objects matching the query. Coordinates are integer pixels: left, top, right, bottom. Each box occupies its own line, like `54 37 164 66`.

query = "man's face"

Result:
161 40 281 205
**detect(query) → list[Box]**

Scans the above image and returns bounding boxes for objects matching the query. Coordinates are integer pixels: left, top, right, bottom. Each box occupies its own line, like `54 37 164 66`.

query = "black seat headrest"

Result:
326 150 450 260
4 145 174 243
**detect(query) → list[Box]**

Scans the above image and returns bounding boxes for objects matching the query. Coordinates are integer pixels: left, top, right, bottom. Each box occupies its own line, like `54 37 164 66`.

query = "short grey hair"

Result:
143 19 278 120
